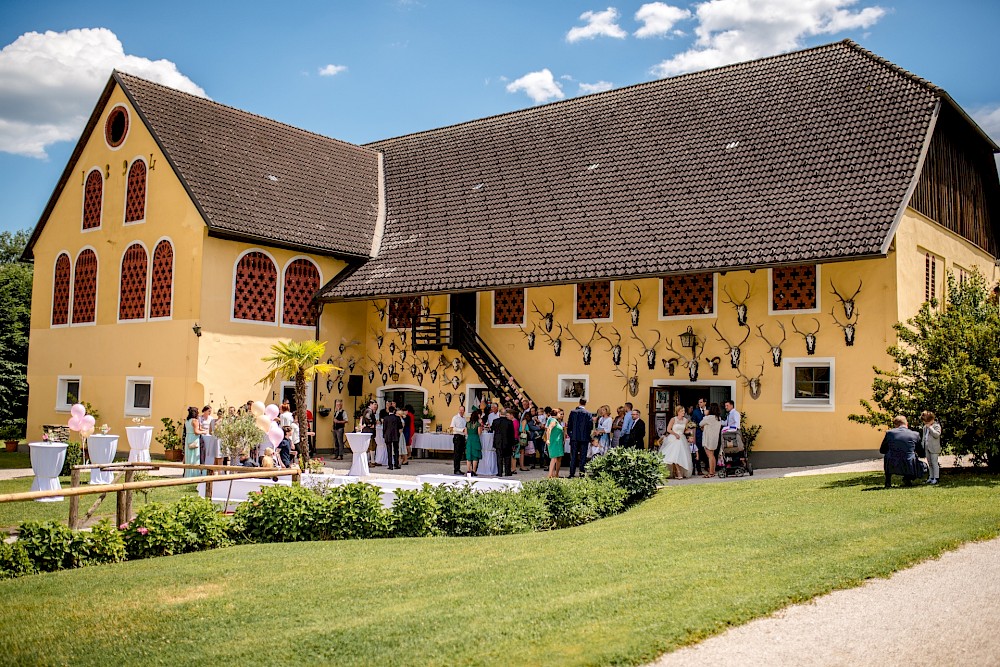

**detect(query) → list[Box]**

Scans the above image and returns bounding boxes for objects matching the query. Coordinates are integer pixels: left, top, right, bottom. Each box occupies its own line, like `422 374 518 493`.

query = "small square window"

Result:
793 367 830 400
782 358 834 412
125 377 153 417
56 376 81 412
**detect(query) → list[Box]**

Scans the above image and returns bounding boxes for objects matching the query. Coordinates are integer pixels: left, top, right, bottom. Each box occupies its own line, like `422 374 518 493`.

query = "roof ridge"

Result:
838 39 942 94
114 70 377 157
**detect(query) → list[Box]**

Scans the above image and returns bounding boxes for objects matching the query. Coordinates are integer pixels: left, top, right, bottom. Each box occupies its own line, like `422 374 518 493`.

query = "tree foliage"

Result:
0 230 32 435
849 270 1000 469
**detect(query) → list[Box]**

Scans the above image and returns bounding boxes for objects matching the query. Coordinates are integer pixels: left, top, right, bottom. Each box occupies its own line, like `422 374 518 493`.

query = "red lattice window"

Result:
118 244 148 320
125 160 147 223
662 273 714 317
150 241 173 319
282 259 320 326
72 249 98 324
52 253 71 326
772 265 817 311
233 251 277 322
493 288 524 326
388 296 421 330
83 170 103 230
576 281 611 320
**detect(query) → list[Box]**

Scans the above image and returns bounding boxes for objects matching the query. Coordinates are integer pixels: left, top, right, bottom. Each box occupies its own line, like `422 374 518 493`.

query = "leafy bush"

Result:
0 541 36 579
321 483 392 540
428 485 548 537
59 441 83 477
74 520 126 565
122 503 190 559
586 447 665 503
16 519 124 572
173 496 231 551
391 486 439 537
230 484 326 543
523 477 627 529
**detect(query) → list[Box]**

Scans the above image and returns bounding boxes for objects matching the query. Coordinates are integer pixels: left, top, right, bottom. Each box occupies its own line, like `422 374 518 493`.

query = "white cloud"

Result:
634 2 692 38
0 28 205 159
566 7 627 42
579 81 615 95
506 69 565 104
318 64 348 77
650 0 886 78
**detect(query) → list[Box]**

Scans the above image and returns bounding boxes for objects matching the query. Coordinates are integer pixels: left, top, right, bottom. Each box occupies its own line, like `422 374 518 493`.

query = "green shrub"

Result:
429 486 549 537
391 486 439 537
230 484 326 543
172 496 231 551
523 477 627 529
17 521 76 572
74 520 126 565
59 441 83 477
122 503 190 559
0 541 36 579
586 448 665 503
321 483 392 540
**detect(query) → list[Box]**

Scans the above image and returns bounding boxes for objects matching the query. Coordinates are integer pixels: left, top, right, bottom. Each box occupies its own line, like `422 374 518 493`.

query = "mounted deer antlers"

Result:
604 326 623 366
338 337 361 355
791 316 821 355
439 390 454 407
539 322 564 357
531 298 556 333
369 326 384 350
713 320 751 368
756 322 787 367
721 280 752 326
565 322 604 366
616 284 642 326
830 307 859 346
372 300 388 322
629 328 662 370
664 333 705 382
418 354 430 374
736 361 765 400
613 358 640 397
518 322 537 350
830 278 862 320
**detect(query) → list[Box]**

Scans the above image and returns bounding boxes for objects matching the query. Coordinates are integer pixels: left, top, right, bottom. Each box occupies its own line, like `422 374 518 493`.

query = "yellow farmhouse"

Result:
22 40 1000 466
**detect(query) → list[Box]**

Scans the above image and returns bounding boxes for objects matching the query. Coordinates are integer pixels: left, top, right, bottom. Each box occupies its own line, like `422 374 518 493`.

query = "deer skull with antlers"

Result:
791 316 821 355
630 327 662 370
722 280 752 327
737 361 765 400
338 338 361 355
565 322 605 366
418 354 430 374
664 333 705 382
531 298 556 333
713 320 751 369
372 300 388 322
441 391 453 407
446 373 463 391
451 357 463 373
830 307 859 346
604 326 623 366
540 322 564 357
370 326 384 350
614 358 640 397
518 322 537 350
616 284 642 326
756 322 787 367
830 278 862 320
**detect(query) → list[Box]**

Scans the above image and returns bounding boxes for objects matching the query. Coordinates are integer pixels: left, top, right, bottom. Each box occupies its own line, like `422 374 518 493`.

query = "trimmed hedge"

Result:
123 496 230 559
522 477 627 529
585 447 665 503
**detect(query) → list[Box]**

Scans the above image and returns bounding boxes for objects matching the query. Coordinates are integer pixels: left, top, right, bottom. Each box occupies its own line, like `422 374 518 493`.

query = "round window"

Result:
105 106 129 147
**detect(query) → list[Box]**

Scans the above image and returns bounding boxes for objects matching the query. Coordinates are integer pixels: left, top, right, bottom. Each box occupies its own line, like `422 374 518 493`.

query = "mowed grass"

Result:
0 450 30 469
2 471 999 666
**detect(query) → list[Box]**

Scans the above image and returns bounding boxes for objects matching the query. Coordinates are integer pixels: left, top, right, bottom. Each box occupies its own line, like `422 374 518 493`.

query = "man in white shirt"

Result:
722 400 741 432
486 403 500 428
450 406 467 475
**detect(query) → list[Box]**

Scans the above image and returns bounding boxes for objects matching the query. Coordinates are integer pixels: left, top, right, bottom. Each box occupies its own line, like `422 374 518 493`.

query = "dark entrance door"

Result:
451 292 477 329
648 384 733 446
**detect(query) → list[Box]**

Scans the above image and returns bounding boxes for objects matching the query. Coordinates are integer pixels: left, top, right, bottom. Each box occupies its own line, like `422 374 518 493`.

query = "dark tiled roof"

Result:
117 72 379 258
323 40 939 299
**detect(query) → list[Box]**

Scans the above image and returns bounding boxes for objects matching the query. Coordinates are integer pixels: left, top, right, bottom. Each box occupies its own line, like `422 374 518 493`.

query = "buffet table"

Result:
86 434 119 485
412 432 455 452
29 442 68 502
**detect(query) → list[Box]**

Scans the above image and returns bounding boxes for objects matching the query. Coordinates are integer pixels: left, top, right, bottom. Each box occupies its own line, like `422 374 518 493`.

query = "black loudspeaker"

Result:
347 375 363 397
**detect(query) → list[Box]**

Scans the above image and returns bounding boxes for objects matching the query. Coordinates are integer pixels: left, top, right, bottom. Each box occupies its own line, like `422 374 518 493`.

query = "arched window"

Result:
124 159 147 223
282 259 320 326
119 243 148 320
149 240 174 319
83 170 103 230
233 251 277 322
72 249 98 324
52 253 72 326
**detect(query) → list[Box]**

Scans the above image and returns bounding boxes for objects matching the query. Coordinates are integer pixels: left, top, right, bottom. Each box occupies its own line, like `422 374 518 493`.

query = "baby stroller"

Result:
717 431 753 477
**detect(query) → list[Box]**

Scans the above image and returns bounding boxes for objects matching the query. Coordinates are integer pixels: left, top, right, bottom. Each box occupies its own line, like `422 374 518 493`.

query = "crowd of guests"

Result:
355 400 419 470
659 398 742 479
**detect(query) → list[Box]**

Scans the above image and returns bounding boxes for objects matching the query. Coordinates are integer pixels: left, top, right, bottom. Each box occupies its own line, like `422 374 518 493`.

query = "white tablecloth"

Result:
412 432 456 452
373 425 388 465
29 442 67 502
416 473 520 492
478 432 498 476
346 432 372 477
202 435 221 461
200 474 425 510
86 434 118 485
125 426 153 463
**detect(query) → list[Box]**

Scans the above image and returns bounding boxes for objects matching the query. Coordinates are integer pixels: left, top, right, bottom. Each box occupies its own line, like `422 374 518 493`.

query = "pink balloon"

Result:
265 404 280 420
67 416 82 431
81 415 96 429
70 403 86 418
268 423 283 447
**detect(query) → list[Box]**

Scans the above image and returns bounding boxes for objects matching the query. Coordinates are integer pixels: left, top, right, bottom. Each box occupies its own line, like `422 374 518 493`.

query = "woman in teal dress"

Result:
465 410 482 476
546 409 565 478
183 406 204 477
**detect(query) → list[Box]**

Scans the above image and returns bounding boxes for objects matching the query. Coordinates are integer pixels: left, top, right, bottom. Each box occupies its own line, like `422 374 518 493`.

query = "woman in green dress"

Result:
546 408 565 478
183 406 204 477
465 410 482 476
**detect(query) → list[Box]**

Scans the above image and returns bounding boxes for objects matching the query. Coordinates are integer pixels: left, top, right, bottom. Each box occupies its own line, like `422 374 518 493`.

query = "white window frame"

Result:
50 251 73 328
465 383 488 411
56 376 82 412
491 288 527 329
122 156 148 225
658 273 718 321
279 255 323 330
124 376 154 417
116 240 149 324
81 167 104 233
70 246 99 327
280 381 314 412
557 374 590 403
782 357 835 412
573 280 615 324
768 264 822 315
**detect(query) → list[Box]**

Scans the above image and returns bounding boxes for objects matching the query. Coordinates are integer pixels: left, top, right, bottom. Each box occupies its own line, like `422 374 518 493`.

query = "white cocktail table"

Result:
125 426 153 463
478 432 498 476
29 442 68 502
346 432 372 477
86 434 119 485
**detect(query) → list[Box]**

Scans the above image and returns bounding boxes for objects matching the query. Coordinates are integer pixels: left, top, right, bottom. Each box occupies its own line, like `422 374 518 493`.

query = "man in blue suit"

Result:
567 398 593 478
880 415 921 488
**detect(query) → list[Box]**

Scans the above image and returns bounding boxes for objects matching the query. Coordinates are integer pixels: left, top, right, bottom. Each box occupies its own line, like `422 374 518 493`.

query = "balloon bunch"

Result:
67 403 96 439
251 401 284 448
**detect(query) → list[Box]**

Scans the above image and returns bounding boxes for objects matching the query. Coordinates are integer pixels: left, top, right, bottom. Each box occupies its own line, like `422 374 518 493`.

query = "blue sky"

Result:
1 0 998 235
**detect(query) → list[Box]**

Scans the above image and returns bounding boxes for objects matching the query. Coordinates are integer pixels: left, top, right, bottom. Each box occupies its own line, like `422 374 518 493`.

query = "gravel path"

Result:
652 537 1000 666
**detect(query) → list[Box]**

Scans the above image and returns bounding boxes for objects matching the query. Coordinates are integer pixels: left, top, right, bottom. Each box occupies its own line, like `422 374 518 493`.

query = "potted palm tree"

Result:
155 417 185 462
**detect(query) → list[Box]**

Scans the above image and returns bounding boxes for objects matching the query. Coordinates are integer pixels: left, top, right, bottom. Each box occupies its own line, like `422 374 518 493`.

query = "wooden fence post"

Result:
123 469 135 523
68 468 81 529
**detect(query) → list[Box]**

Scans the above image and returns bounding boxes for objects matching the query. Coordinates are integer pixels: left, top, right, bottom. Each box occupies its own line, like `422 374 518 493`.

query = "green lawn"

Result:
0 449 30 469
0 476 198 529
2 471 999 666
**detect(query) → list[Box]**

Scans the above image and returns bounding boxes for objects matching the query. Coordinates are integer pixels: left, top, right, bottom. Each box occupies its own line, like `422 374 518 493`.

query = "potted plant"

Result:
213 411 262 464
317 405 331 418
1 421 23 453
155 417 185 462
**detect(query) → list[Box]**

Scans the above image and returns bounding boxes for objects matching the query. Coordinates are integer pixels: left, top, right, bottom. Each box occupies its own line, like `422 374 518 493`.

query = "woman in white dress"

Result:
699 402 723 477
659 405 693 479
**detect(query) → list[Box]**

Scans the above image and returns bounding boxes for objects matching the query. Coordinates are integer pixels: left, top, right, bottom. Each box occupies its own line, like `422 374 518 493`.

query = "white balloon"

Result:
251 401 266 417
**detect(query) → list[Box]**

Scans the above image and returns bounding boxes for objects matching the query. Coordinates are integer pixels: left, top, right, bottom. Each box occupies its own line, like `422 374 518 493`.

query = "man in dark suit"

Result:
492 408 517 476
567 398 593 478
382 406 404 470
629 408 646 450
880 415 921 488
